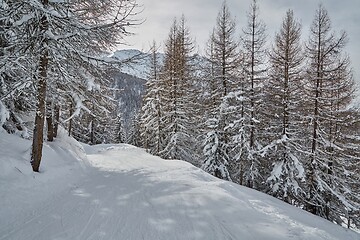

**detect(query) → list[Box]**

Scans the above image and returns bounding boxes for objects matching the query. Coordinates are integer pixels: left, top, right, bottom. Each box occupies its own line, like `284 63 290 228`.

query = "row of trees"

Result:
138 1 360 228
0 0 139 170
140 16 201 164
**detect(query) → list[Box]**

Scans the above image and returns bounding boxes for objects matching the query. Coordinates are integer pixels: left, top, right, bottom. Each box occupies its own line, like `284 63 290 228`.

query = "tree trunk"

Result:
90 116 95 145
31 50 48 172
90 103 95 145
31 2 49 172
53 104 60 138
46 99 54 141
68 103 73 137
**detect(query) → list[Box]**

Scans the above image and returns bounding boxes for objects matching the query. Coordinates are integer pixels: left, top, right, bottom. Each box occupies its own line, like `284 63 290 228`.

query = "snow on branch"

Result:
63 93 90 123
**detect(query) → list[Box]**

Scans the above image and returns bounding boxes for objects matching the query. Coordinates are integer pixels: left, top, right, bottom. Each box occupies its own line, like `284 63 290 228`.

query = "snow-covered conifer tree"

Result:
240 0 267 189
140 41 164 155
201 2 240 180
127 113 142 147
264 10 306 204
114 114 126 144
159 16 198 163
202 118 231 180
0 1 36 137
303 5 359 223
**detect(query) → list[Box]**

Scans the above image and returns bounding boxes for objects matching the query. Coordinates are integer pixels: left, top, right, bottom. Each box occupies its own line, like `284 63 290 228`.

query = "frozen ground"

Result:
0 130 359 240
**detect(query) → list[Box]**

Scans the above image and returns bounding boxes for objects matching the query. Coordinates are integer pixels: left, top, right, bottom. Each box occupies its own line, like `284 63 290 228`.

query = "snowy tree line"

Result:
138 1 360 229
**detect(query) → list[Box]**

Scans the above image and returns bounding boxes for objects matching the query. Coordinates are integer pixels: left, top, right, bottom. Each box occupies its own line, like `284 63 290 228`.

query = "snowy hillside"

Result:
0 132 359 240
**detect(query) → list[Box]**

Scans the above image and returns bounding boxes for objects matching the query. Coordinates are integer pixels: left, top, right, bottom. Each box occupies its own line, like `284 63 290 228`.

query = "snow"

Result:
0 132 359 240
0 101 10 130
348 90 360 110
14 14 34 26
63 93 91 123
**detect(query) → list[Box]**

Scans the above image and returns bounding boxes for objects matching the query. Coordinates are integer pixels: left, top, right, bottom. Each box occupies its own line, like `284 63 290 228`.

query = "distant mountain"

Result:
112 71 145 131
112 49 207 80
109 50 157 136
112 49 155 80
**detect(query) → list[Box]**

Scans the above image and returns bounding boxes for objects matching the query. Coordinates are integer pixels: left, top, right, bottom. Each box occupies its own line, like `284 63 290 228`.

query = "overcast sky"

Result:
123 0 360 82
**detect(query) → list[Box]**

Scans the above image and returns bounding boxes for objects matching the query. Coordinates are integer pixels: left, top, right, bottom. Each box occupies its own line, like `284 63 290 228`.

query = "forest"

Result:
1 0 359 231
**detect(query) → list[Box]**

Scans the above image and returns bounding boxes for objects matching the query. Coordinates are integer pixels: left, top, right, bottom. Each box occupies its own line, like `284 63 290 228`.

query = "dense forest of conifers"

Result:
0 0 359 230
135 1 360 229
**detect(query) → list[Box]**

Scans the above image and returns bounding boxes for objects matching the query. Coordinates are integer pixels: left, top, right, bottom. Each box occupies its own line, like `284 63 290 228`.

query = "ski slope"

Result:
0 131 359 240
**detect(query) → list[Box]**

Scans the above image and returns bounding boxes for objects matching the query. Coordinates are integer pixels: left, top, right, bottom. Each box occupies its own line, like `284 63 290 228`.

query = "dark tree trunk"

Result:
31 50 48 172
68 103 73 137
53 104 60 138
31 1 49 172
90 116 95 145
46 99 54 141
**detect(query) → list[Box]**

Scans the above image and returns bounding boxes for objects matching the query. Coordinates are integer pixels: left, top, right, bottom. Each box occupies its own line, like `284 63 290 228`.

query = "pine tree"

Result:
202 118 231 180
240 0 267 189
264 10 306 204
127 113 142 147
160 16 198 163
140 41 164 155
114 114 125 144
303 4 359 223
201 2 240 180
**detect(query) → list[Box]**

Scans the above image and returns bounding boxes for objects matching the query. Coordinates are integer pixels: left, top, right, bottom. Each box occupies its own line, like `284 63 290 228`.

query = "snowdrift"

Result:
0 132 359 240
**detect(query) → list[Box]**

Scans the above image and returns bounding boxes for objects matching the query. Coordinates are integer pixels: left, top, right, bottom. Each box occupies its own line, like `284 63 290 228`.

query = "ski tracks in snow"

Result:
1 144 359 240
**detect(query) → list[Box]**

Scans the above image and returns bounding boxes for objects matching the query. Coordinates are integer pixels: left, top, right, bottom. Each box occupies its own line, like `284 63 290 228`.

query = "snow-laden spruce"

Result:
263 10 306 204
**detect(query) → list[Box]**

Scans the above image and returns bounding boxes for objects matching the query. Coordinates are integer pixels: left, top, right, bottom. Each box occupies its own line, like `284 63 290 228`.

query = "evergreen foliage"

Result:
239 0 267 189
264 10 306 204
303 5 359 223
140 42 164 155
201 2 240 180
158 16 198 163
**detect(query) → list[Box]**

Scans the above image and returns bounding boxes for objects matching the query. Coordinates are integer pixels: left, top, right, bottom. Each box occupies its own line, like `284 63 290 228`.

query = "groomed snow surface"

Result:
0 129 359 240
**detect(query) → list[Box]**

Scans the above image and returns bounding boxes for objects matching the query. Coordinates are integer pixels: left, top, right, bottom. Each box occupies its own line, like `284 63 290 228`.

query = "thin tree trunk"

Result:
90 116 95 145
248 6 256 189
53 104 60 138
31 51 48 172
31 1 49 172
308 25 323 215
46 99 54 141
68 103 73 137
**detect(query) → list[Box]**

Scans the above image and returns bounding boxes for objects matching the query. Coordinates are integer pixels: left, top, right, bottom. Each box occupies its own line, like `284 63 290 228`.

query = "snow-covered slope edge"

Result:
0 128 89 236
0 133 359 240
85 145 359 240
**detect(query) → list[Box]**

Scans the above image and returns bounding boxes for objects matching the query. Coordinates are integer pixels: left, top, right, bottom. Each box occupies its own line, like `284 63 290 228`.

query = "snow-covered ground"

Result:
1 130 359 240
